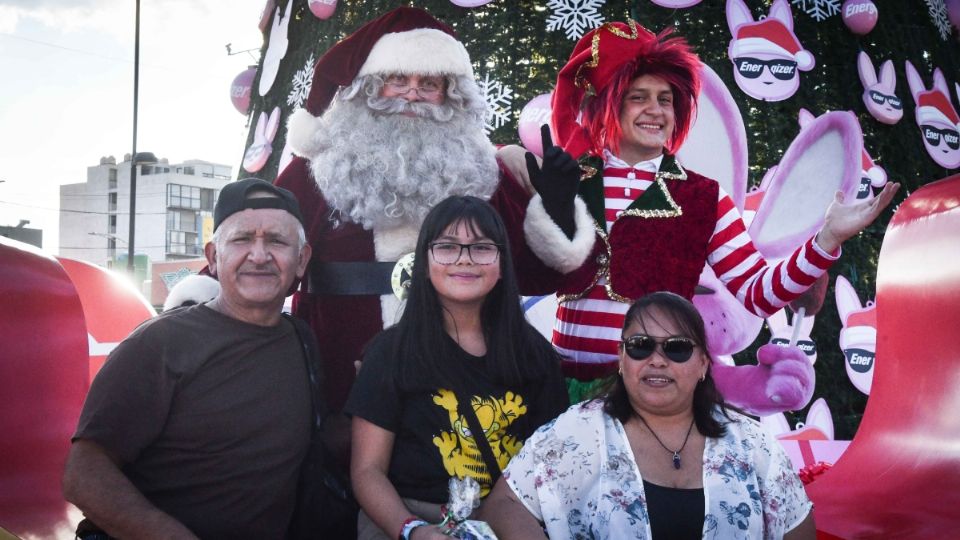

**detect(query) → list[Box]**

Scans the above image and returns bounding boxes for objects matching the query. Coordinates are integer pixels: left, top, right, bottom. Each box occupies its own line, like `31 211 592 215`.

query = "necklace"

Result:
635 413 696 470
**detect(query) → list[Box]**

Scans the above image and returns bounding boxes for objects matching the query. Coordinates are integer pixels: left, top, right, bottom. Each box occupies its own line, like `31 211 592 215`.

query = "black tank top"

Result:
643 479 705 540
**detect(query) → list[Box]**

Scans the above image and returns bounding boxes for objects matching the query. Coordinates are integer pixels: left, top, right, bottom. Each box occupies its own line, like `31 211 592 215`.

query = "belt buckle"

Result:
391 252 416 300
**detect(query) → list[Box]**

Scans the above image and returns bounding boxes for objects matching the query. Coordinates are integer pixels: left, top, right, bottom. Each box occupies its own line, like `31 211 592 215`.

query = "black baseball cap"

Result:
213 178 304 231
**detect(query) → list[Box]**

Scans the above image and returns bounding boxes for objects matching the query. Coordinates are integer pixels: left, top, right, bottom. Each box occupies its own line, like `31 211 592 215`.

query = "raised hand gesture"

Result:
816 182 901 252
525 125 581 238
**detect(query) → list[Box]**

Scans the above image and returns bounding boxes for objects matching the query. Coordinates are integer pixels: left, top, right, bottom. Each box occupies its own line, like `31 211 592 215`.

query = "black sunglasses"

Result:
621 335 697 363
922 125 960 150
868 90 902 110
733 57 797 80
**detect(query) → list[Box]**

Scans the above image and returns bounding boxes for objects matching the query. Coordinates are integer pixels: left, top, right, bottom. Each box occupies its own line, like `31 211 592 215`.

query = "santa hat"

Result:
552 21 699 158
287 7 473 159
729 18 814 71
839 306 877 352
916 90 960 126
861 149 887 188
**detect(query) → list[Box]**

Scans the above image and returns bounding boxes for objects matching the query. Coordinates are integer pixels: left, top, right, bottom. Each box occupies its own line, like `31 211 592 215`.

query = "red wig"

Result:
580 28 701 158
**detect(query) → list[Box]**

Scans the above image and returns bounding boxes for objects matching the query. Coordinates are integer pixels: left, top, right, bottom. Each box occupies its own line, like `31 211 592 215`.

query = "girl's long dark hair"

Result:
603 291 731 438
393 196 556 390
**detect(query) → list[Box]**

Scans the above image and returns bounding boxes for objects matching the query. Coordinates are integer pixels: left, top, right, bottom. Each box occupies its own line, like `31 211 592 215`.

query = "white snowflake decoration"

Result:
546 0 605 41
287 53 315 108
478 73 513 134
790 0 840 22
925 0 951 40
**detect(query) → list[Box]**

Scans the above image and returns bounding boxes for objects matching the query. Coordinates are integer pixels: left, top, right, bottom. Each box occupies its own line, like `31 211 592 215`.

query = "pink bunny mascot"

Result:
546 19 899 408
858 51 903 125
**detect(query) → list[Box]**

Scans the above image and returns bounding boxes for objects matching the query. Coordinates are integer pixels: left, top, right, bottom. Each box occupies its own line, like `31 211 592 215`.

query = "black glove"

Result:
525 125 580 239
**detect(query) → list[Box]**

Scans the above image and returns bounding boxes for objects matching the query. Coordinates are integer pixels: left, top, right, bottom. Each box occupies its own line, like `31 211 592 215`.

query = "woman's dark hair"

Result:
603 291 731 438
392 196 557 390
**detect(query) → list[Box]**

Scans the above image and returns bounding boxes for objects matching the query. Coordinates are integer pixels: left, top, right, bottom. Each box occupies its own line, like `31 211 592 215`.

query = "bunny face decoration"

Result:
726 0 815 102
242 106 281 173
835 275 876 395
905 61 960 169
858 52 903 125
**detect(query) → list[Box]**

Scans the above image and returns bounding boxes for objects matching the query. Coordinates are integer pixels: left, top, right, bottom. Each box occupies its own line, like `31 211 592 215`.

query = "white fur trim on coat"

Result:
163 274 220 311
358 29 473 79
524 195 595 274
286 107 327 160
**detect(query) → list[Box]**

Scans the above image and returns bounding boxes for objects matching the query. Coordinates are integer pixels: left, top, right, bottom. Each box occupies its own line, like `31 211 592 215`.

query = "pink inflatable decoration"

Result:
841 0 878 35
308 0 338 20
258 0 276 33
517 93 553 158
449 0 495 6
230 66 257 115
243 106 282 173
650 0 702 7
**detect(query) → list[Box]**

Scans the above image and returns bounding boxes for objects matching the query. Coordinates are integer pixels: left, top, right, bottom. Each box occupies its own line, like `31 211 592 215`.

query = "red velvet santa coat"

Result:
275 155 568 410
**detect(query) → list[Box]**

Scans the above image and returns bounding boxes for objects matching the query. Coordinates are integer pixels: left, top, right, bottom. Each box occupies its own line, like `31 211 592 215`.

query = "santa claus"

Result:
276 7 593 411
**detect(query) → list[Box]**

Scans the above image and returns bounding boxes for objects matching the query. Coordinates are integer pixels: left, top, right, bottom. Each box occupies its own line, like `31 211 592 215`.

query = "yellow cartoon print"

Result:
431 389 527 495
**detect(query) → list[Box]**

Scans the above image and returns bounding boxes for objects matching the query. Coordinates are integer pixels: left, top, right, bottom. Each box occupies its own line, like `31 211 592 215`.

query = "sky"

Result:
0 0 266 251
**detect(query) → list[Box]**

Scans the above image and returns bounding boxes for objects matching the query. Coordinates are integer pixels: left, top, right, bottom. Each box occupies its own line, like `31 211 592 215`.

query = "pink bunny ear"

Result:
834 275 862 324
768 0 796 31
726 0 755 33
253 111 267 142
676 64 748 210
805 397 835 440
858 51 878 88
798 312 816 335
748 111 862 260
265 106 282 142
797 108 815 128
878 60 896 92
904 60 925 99
933 68 950 95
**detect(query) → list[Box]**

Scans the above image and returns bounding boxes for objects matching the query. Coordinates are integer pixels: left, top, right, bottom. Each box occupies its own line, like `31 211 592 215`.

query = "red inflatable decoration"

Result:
0 239 155 537
807 174 960 537
0 239 88 537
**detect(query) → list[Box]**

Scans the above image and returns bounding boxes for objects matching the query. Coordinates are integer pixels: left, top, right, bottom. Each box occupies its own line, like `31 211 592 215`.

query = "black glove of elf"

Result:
525 125 580 240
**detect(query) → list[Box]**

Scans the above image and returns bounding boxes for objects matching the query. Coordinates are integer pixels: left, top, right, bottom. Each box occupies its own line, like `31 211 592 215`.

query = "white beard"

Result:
306 95 500 230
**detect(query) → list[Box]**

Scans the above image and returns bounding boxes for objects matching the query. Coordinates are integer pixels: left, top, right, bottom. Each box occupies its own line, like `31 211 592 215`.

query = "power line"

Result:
0 200 184 215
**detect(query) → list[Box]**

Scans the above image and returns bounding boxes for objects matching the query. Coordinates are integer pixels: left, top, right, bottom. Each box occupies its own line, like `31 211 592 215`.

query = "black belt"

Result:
307 261 396 296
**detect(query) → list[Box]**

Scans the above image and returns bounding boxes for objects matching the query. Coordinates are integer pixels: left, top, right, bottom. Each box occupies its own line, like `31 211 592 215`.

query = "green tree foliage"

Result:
244 0 959 438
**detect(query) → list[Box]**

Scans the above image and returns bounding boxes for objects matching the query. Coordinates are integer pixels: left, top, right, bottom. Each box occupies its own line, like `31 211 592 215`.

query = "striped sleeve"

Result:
706 186 839 318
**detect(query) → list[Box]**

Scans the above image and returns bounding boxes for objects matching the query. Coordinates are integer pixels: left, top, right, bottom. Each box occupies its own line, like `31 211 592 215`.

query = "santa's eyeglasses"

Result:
733 57 798 80
922 125 960 150
383 74 445 99
868 90 902 110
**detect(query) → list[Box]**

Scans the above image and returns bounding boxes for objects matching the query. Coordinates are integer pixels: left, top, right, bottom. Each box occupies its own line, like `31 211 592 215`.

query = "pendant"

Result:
673 451 681 470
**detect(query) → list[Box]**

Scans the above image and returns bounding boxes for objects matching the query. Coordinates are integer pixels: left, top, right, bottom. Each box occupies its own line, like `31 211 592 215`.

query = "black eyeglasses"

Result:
429 242 501 265
868 90 902 110
733 57 798 80
621 335 697 363
921 125 960 150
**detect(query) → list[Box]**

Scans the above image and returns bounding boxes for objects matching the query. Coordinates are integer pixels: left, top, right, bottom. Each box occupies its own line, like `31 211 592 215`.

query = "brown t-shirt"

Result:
74 304 312 539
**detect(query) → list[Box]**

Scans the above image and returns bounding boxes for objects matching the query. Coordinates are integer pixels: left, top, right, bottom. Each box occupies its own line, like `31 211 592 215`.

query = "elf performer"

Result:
534 20 898 405
276 7 592 413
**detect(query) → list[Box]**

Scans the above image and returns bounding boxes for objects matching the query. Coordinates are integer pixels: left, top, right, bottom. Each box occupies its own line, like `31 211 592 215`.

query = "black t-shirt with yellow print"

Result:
345 326 569 503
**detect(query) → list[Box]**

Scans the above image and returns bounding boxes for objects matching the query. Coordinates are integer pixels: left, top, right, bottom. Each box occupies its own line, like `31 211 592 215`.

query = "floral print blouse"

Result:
504 400 812 539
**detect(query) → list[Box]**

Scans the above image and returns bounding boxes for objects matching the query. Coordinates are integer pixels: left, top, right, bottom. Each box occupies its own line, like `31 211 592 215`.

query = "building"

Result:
59 154 232 268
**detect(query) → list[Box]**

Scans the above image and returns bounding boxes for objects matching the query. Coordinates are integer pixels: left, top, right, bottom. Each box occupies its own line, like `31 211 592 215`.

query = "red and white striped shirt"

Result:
553 154 838 366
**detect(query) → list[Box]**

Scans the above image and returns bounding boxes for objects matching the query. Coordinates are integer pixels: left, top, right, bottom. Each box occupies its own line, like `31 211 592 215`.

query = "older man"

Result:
277 7 592 412
63 179 314 539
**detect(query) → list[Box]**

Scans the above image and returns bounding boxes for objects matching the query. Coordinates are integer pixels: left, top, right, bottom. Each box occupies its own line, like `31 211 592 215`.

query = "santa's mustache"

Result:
364 94 456 122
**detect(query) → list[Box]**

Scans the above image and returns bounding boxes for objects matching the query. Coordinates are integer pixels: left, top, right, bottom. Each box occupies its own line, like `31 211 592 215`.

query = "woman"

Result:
482 292 815 539
345 196 568 540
